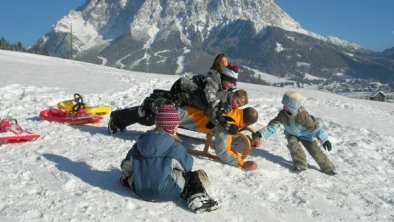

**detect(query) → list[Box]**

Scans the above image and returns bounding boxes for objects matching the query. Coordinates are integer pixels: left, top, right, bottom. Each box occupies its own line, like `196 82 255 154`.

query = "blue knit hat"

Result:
281 91 305 114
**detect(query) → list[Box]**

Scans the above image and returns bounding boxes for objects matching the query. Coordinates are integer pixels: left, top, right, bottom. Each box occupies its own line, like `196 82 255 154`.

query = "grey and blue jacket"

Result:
127 129 193 201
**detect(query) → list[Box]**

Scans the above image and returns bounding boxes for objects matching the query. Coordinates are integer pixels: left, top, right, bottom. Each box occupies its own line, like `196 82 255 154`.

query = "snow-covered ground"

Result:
0 50 393 222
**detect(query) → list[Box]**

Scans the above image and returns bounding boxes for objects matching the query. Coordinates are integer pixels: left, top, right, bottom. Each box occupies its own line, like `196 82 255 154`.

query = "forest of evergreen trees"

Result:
0 37 48 55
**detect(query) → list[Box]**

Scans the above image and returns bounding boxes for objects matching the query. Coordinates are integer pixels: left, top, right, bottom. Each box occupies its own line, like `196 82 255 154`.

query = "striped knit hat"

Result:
155 104 180 134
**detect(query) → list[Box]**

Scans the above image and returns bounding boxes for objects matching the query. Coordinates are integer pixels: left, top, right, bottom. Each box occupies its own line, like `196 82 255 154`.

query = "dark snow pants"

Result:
110 106 155 130
110 89 171 129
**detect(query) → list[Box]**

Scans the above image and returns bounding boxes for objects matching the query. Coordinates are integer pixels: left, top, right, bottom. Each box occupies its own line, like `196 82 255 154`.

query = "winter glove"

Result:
215 116 238 135
323 140 332 151
205 121 214 129
252 131 262 139
217 101 231 113
223 116 239 135
206 120 238 135
226 124 239 135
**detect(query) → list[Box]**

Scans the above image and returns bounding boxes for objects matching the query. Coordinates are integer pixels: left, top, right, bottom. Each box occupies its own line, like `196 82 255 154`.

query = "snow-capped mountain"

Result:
40 0 305 54
38 0 394 83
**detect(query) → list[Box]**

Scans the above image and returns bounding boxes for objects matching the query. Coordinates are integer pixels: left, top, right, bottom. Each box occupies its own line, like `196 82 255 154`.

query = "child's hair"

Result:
234 89 248 105
156 126 181 142
210 53 228 72
243 107 258 126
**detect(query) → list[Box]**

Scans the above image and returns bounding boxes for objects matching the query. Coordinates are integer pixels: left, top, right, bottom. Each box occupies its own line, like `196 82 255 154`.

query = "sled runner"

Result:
39 108 103 125
178 127 256 161
0 119 40 144
57 93 112 116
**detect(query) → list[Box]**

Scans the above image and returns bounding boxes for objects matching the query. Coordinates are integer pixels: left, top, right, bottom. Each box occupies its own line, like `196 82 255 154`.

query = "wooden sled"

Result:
179 127 256 161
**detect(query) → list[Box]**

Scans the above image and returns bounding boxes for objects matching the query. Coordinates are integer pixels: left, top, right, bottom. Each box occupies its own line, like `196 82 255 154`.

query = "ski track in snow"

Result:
0 50 393 222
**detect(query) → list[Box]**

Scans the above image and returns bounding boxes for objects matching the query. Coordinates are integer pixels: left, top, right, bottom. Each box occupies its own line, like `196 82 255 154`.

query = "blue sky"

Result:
0 0 86 47
275 0 394 51
0 0 393 52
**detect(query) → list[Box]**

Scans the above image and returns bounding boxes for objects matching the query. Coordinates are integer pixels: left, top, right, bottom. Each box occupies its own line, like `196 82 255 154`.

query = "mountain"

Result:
382 47 394 59
1 49 394 221
38 0 394 83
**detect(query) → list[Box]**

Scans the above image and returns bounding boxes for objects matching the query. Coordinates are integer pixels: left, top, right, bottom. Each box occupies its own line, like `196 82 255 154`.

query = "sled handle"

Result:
72 93 86 112
0 118 17 131
74 93 84 104
0 119 9 131
236 127 258 159
72 103 86 112
234 132 252 159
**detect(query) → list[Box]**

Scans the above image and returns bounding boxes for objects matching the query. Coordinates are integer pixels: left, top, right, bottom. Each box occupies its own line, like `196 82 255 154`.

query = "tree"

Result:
0 36 48 56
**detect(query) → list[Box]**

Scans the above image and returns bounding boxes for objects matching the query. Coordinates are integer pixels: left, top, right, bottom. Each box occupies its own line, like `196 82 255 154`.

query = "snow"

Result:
1 50 393 222
53 10 102 52
243 66 292 84
296 62 311 67
97 56 108 66
303 73 326 81
275 42 284 53
336 72 357 81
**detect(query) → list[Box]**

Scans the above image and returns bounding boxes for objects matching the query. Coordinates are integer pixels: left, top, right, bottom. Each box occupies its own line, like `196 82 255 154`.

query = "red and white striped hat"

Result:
155 104 180 134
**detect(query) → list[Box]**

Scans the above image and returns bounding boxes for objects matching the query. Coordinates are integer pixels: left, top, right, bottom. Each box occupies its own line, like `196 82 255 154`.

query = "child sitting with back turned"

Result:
252 91 336 175
120 103 220 213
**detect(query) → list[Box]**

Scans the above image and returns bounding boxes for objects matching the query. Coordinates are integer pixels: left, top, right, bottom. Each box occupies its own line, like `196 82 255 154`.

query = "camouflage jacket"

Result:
172 70 232 127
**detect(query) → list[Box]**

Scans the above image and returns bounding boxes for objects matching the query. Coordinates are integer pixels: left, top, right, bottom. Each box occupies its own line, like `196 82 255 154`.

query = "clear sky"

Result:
275 0 394 51
1 0 393 52
0 0 86 47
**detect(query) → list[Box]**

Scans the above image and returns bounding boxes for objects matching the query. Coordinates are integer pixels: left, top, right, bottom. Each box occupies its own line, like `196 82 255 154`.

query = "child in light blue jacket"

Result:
253 91 336 175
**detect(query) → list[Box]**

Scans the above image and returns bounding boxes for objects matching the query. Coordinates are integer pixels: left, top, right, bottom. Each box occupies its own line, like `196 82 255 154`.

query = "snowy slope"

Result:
0 50 393 222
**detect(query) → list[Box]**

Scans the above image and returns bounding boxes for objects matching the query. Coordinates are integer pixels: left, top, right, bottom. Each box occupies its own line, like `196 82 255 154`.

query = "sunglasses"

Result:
286 110 294 116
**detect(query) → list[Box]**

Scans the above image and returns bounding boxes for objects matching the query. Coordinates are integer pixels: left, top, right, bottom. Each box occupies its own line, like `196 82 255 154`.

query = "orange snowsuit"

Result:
178 106 246 167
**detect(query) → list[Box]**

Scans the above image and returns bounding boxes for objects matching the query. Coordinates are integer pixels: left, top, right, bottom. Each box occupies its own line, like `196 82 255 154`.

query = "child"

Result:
108 88 247 135
169 63 239 127
252 91 336 175
120 104 220 213
109 53 240 135
178 106 259 171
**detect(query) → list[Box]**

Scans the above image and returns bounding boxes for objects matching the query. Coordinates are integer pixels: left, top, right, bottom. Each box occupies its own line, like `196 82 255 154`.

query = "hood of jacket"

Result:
135 129 177 157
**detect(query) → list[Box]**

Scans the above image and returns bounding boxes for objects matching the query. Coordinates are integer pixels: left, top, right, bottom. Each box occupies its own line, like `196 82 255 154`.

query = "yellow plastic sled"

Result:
57 93 112 116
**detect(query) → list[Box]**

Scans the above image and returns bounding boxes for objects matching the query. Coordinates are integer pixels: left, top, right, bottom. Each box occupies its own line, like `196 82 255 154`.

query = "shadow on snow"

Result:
42 153 131 197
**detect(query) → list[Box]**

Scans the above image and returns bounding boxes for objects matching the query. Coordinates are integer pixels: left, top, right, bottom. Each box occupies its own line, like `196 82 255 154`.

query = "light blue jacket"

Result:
127 129 193 201
258 108 328 143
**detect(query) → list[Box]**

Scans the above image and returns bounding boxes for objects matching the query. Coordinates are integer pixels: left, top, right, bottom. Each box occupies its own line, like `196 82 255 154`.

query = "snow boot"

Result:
322 168 337 175
181 171 219 213
108 107 142 134
108 116 125 134
292 165 307 173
